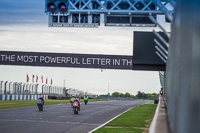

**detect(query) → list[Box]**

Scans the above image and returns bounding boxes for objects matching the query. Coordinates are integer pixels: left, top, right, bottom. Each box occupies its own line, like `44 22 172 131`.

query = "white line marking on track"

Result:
88 105 139 133
88 101 150 133
149 97 161 133
0 119 100 126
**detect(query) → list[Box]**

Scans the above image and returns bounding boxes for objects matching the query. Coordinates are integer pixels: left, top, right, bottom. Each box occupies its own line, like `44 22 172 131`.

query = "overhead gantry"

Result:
45 0 175 27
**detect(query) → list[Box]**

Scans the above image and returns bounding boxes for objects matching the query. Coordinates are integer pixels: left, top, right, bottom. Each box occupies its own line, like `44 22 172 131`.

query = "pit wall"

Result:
164 1 200 133
0 95 48 100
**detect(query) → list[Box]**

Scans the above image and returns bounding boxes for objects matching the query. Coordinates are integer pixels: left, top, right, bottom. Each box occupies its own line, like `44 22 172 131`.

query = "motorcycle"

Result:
72 99 80 114
37 99 43 111
84 98 88 105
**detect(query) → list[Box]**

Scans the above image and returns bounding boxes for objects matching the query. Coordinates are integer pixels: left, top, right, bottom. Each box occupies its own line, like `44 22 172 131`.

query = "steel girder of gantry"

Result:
45 0 174 15
45 0 175 27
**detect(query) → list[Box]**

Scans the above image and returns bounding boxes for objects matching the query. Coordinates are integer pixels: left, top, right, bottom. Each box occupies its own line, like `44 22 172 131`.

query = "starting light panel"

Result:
46 0 68 13
45 0 172 28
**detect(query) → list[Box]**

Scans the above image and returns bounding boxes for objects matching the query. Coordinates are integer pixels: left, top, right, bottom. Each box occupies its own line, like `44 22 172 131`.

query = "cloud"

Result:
0 25 136 55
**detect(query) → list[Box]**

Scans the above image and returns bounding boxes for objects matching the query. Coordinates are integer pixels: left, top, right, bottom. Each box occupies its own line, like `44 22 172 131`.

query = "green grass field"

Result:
94 127 143 133
0 99 108 110
94 104 157 133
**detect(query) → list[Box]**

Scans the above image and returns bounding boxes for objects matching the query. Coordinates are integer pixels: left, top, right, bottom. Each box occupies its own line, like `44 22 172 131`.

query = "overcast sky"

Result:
0 0 170 95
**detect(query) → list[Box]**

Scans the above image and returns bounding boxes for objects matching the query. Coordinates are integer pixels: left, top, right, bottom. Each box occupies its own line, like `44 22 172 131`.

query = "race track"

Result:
0 100 149 133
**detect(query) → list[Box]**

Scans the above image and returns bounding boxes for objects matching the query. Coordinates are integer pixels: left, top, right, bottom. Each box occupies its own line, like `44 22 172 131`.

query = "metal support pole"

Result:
9 82 12 94
100 13 105 27
155 46 168 59
149 15 170 38
4 81 8 95
42 85 44 95
156 51 167 63
108 83 109 100
23 83 26 95
154 39 168 55
49 86 51 96
53 86 54 95
17 83 19 94
48 15 52 26
79 13 81 23
68 14 72 24
153 30 169 48
15 84 18 94
26 83 29 95
18 82 22 95
29 84 32 94
88 14 92 24
35 84 39 94
45 85 47 95
58 14 60 23
0 81 3 94
32 84 34 95
17 84 19 94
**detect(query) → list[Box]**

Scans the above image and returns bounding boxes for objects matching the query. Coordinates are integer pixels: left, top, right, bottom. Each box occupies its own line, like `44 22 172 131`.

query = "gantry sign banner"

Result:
132 31 167 71
0 51 132 70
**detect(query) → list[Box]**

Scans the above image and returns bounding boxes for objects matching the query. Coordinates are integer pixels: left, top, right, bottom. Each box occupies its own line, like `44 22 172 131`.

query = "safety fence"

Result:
96 96 135 100
0 94 48 100
0 81 96 100
67 88 96 99
0 81 39 95
41 85 64 96
0 81 64 97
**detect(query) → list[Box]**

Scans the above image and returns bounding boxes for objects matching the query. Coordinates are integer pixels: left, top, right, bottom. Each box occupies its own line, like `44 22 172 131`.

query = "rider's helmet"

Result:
75 97 79 101
38 96 44 103
39 96 44 100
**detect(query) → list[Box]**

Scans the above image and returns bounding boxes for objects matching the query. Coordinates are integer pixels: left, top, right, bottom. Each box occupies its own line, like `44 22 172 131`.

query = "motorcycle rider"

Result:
74 97 81 111
36 96 44 111
38 96 44 105
84 95 88 99
70 95 75 106
84 95 88 104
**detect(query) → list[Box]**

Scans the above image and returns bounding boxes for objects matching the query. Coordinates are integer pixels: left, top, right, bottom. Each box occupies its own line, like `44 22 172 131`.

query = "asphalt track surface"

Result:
0 100 149 133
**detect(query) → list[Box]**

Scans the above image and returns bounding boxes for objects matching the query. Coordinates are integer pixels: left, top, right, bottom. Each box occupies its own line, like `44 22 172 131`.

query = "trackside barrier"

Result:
0 95 48 100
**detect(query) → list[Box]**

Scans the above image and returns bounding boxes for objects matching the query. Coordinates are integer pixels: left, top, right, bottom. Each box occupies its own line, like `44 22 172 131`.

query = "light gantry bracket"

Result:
148 0 176 64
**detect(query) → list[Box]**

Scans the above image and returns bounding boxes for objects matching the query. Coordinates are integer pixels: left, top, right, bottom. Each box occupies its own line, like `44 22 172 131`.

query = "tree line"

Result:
110 91 158 99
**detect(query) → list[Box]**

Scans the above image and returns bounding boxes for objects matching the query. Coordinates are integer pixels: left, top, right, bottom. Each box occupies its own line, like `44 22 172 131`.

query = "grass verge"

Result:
0 99 108 110
94 127 143 133
93 104 157 133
